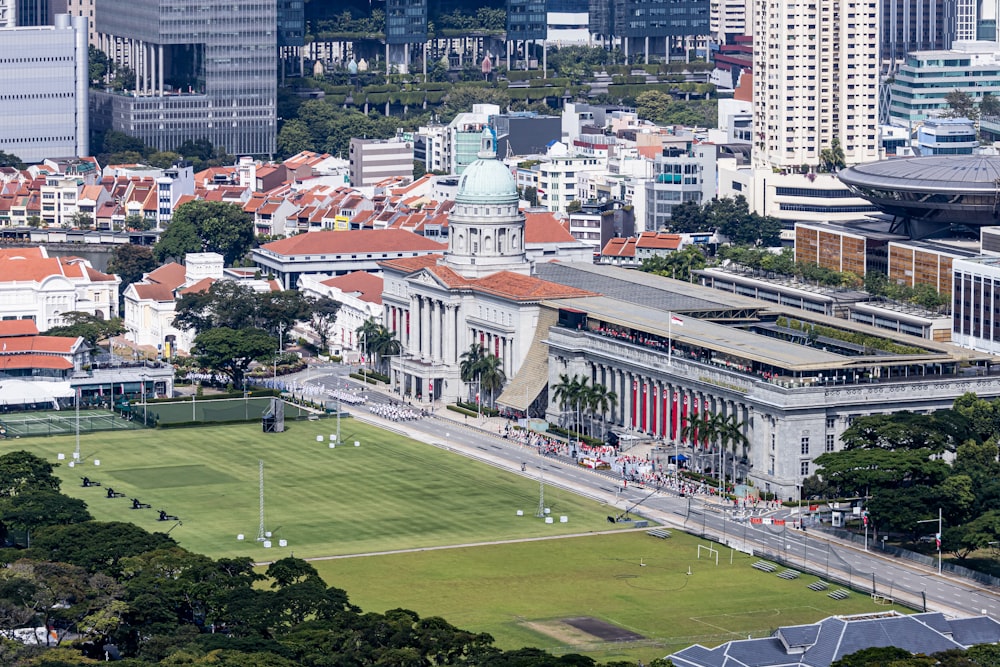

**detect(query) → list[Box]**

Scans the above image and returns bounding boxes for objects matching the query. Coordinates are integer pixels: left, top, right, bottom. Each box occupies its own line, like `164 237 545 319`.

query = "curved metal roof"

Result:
839 155 1000 193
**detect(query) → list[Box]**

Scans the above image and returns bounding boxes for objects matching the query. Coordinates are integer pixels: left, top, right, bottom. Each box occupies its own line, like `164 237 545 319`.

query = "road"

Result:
303 365 1000 620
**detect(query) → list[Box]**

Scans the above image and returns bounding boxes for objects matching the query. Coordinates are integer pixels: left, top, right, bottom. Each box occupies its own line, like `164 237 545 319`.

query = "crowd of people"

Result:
368 402 422 421
330 389 366 405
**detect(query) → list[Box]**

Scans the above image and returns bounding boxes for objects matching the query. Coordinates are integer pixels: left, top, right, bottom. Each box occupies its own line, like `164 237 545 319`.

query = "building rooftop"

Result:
840 155 1000 193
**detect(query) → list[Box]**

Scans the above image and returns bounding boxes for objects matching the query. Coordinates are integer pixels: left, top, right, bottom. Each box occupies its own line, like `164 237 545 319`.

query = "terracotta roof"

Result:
0 247 46 260
423 267 597 302
132 283 176 302
143 262 187 290
178 277 216 295
0 320 39 337
378 254 443 274
636 231 682 250
0 256 85 283
734 71 753 102
320 271 383 304
600 237 635 257
1 334 78 354
0 354 73 371
262 229 446 256
85 266 118 282
525 211 577 244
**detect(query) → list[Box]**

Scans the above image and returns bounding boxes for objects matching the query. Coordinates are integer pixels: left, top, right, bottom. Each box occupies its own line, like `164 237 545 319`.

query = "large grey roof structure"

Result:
669 612 1000 667
534 262 762 315
840 156 1000 193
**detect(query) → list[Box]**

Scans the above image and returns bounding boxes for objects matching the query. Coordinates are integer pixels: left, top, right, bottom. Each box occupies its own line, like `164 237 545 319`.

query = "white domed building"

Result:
380 129 594 407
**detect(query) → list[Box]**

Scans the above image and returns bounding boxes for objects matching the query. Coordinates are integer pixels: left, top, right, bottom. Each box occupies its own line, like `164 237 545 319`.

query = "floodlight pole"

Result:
74 387 81 462
536 465 545 518
917 508 944 574
256 459 266 542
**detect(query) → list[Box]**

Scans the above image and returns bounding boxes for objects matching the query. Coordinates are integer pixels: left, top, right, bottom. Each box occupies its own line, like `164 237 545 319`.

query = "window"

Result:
826 417 835 429
826 434 835 452
771 433 776 451
801 437 810 454
801 461 810 476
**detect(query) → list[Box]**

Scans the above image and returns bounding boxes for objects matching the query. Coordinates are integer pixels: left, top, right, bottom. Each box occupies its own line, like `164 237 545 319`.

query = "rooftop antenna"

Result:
536 465 546 518
255 459 267 542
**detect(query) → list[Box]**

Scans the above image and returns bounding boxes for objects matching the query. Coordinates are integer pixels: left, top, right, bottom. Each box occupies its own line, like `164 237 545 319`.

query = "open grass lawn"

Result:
312 530 896 664
14 420 898 664
13 420 627 560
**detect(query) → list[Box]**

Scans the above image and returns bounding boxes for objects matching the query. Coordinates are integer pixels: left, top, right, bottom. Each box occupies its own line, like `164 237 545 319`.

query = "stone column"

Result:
431 300 441 363
421 297 430 361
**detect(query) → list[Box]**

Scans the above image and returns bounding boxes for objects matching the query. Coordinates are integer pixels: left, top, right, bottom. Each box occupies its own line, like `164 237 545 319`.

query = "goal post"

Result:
697 544 719 565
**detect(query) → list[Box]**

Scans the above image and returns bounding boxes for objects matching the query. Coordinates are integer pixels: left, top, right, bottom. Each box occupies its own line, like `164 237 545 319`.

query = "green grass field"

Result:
13 420 628 560
11 420 898 664
312 530 895 663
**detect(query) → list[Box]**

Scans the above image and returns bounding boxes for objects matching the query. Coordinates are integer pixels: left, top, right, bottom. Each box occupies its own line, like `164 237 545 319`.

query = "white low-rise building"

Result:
297 271 383 358
0 246 119 329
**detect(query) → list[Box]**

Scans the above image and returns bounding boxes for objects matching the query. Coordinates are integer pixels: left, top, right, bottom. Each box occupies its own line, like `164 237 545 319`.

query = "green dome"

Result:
456 158 518 205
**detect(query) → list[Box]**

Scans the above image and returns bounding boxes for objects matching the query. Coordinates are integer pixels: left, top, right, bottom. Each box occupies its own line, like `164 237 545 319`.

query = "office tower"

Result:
385 0 426 74
752 0 880 169
277 0 304 48
90 0 277 156
0 14 88 162
882 0 956 72
589 0 710 60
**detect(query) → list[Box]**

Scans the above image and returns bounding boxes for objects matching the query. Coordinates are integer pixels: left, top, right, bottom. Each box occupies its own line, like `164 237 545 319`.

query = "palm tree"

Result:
716 414 749 485
584 383 617 440
368 325 401 375
552 373 591 436
680 412 723 484
478 354 506 408
355 318 381 373
459 343 487 402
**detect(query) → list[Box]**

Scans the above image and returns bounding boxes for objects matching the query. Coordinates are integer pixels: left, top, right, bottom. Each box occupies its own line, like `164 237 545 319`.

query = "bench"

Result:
752 561 777 572
807 581 829 591
828 589 850 600
647 529 671 539
776 570 800 580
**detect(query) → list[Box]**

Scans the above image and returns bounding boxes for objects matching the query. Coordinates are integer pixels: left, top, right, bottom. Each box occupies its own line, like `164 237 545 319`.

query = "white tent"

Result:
0 380 75 408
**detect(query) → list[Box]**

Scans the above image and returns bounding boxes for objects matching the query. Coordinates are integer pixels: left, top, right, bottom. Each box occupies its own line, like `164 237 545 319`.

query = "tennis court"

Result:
144 397 315 425
0 410 142 437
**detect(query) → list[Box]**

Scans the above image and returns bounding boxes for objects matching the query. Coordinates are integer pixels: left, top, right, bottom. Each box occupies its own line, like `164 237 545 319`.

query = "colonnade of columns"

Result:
98 33 167 96
385 298 516 379
589 362 750 446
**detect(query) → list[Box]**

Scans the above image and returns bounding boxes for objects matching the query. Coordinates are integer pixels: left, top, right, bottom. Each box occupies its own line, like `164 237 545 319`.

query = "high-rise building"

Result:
90 0 277 156
710 0 750 45
881 0 956 72
752 0 880 170
508 0 548 42
589 0 710 59
0 14 88 162
277 0 304 48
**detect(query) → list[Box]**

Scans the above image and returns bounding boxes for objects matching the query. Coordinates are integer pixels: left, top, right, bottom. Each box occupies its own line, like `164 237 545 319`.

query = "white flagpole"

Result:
668 311 673 366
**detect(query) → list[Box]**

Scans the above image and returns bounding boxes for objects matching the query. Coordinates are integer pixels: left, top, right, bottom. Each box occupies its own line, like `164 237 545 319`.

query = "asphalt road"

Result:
303 366 1000 620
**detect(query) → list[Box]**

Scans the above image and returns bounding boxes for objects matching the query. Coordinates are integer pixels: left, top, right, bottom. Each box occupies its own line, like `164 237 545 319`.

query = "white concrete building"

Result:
0 246 119 329
752 0 880 171
710 0 751 43
0 14 89 163
381 130 594 403
297 271 383 357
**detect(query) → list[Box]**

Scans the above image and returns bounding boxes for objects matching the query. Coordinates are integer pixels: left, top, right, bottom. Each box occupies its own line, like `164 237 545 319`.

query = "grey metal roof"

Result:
947 616 1000 646
777 625 820 649
667 612 985 667
534 262 762 314
839 156 1000 193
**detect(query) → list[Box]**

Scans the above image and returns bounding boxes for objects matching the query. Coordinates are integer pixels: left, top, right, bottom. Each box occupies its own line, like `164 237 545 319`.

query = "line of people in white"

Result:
368 403 421 421
330 390 366 405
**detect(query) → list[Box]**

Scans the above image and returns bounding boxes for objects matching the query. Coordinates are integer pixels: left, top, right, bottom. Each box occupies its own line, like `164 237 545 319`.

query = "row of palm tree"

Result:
679 412 749 489
356 318 401 375
552 373 617 440
459 343 506 408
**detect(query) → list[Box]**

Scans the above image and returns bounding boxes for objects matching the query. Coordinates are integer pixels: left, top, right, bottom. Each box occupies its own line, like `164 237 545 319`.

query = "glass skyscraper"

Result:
90 0 277 156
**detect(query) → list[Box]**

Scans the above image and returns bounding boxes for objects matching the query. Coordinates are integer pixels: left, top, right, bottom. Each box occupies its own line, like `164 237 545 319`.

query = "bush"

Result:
456 400 499 417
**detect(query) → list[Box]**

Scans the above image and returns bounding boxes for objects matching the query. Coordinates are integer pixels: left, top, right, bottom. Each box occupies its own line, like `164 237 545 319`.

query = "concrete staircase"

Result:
497 307 558 412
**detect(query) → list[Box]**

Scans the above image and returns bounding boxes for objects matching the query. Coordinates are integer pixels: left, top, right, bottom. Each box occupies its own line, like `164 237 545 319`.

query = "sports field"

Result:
0 409 142 437
313 530 894 663
18 420 629 560
14 419 898 664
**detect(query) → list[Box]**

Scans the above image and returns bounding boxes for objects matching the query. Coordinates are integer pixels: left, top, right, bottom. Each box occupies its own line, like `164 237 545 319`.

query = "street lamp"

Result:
917 508 944 575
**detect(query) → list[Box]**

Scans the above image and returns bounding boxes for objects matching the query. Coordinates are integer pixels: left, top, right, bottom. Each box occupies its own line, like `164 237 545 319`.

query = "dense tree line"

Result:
807 393 1000 561
0 451 656 666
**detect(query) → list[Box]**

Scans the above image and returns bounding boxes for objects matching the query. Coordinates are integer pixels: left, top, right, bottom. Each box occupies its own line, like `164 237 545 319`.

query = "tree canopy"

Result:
153 200 254 265
192 327 277 388
44 312 125 349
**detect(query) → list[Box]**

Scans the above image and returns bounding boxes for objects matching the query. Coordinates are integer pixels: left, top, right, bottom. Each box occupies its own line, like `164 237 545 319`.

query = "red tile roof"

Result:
178 277 216 295
525 211 576 244
0 354 73 371
145 262 186 287
1 334 78 354
378 254 443 274
262 229 446 256
636 232 682 250
320 271 383 304
600 237 635 257
0 320 39 337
